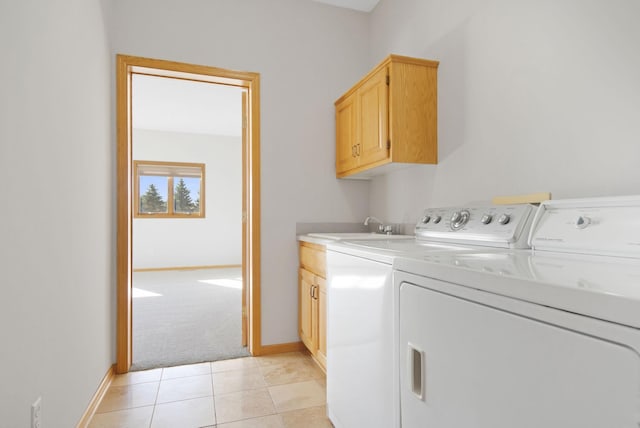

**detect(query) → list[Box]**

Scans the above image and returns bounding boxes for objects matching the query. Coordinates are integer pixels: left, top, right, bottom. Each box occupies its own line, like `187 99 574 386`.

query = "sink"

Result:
307 232 413 240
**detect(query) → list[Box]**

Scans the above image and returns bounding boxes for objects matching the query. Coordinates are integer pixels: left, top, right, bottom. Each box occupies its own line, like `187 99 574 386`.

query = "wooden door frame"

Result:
116 54 261 373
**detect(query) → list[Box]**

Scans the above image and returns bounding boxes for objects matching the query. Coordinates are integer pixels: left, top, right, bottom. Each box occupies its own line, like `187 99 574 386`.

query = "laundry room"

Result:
3 1 640 427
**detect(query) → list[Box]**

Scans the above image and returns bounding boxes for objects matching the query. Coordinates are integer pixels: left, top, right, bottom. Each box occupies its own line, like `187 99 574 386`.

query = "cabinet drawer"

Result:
299 242 326 278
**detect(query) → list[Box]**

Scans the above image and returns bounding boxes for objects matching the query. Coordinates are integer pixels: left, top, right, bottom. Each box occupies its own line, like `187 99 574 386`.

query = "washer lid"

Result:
340 239 480 253
326 239 481 265
529 195 640 258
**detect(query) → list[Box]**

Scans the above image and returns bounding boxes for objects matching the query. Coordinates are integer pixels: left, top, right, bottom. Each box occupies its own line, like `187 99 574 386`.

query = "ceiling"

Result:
132 74 243 137
312 0 380 12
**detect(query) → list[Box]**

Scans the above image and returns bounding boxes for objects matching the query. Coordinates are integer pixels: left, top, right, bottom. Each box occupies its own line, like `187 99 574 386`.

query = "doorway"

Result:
116 55 261 374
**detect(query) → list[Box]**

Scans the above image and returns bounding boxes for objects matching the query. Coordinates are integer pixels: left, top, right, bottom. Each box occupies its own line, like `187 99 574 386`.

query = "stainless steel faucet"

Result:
364 216 383 226
364 216 393 234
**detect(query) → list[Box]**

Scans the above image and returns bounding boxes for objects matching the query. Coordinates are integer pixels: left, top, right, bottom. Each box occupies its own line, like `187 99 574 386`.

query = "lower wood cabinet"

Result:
298 242 327 371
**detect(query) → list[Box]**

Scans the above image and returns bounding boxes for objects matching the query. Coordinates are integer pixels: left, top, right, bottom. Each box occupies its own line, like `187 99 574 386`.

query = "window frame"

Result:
133 160 206 218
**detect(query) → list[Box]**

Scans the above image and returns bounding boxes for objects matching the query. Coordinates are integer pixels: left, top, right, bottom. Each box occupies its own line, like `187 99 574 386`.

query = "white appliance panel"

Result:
530 195 640 257
399 279 640 428
327 250 396 428
415 204 535 248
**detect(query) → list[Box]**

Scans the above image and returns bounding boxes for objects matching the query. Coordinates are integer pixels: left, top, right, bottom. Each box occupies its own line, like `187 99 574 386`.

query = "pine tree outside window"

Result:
134 160 205 218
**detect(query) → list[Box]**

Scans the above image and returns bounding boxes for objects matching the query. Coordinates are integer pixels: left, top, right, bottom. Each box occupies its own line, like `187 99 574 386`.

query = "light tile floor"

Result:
88 352 333 428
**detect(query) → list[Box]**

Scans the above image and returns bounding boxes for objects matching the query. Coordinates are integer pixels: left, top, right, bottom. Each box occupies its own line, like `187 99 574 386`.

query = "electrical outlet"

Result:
31 397 41 428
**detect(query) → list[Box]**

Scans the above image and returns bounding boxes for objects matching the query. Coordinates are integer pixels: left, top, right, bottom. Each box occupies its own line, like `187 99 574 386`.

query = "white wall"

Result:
0 0 113 426
133 129 242 269
109 0 371 345
369 0 640 222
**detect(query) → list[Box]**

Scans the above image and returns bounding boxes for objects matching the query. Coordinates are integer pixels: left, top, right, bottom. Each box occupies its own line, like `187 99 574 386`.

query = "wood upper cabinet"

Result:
335 91 358 174
335 54 439 179
298 241 326 371
358 66 389 167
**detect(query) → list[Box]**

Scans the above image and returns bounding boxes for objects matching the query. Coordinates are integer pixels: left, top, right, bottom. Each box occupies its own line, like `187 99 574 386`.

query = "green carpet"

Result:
131 268 249 371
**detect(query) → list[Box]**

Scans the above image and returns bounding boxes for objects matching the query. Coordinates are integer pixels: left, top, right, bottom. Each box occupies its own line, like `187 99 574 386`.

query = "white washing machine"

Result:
326 203 537 428
394 195 640 428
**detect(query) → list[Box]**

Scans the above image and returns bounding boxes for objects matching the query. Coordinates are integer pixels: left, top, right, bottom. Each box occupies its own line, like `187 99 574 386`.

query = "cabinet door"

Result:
316 276 327 369
358 66 389 166
335 91 359 175
299 268 315 352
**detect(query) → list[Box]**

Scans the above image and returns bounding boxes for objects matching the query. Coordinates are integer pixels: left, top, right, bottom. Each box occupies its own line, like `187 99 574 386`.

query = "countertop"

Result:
297 232 413 246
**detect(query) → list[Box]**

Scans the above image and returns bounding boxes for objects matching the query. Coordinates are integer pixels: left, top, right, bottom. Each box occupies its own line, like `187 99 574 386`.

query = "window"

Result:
134 160 205 218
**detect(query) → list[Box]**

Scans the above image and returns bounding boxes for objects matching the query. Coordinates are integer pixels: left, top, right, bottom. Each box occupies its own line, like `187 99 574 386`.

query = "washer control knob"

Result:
481 214 493 224
433 215 442 224
450 210 470 231
576 216 591 229
497 214 511 225
421 215 431 224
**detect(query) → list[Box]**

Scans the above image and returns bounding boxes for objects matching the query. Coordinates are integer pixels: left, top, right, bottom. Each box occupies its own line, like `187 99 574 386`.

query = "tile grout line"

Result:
265 373 283 425
148 367 164 428
210 362 218 426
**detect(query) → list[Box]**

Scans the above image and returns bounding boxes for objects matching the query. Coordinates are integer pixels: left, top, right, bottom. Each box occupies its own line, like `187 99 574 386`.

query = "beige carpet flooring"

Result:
131 267 249 371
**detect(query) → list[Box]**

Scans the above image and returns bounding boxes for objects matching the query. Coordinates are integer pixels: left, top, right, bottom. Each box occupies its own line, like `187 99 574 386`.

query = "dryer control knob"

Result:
481 214 493 224
421 215 431 224
497 214 511 225
433 215 442 224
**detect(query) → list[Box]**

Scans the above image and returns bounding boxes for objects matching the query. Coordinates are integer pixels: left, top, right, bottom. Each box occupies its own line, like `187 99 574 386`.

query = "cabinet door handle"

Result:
356 143 361 156
312 284 318 300
310 284 314 298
